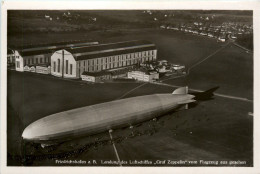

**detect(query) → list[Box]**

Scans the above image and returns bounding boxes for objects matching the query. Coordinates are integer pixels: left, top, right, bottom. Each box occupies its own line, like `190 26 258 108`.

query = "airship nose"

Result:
22 126 35 140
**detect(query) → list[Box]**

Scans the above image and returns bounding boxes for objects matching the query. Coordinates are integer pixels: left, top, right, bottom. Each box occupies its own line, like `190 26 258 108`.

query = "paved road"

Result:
228 34 253 54
117 83 147 99
109 131 122 166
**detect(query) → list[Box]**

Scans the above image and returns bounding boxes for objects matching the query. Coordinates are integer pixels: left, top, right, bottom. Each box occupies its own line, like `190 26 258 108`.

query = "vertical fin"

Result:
172 86 189 109
172 86 188 95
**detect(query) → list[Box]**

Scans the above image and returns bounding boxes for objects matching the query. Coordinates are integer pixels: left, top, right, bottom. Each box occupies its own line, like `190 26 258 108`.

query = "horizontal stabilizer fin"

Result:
177 99 196 105
172 86 188 95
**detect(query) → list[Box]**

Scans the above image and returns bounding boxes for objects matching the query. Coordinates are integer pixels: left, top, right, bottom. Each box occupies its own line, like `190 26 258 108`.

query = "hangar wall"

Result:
51 50 77 78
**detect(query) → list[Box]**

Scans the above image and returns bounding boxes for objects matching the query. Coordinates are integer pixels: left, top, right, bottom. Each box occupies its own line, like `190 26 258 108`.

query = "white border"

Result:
1 1 260 174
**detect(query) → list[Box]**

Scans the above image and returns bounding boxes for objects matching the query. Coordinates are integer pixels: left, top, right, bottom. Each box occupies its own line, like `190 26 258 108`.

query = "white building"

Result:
51 40 157 79
7 48 15 65
15 50 24 72
36 65 51 74
128 70 159 82
13 41 99 72
23 65 30 72
51 50 77 78
172 64 185 70
30 66 36 72
81 71 112 83
218 38 226 42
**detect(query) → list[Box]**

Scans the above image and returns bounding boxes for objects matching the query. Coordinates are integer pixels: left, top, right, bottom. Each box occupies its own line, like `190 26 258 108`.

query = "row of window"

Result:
53 59 73 75
81 54 156 72
24 57 50 65
82 50 156 67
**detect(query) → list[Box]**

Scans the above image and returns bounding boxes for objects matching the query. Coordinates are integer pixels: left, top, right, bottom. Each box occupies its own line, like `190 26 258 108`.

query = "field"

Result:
7 72 253 166
7 71 140 154
166 43 253 99
7 27 253 166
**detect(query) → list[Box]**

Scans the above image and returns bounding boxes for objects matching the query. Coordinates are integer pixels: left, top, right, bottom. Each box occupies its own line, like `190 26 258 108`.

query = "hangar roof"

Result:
68 40 156 61
16 40 156 58
15 41 99 57
13 40 97 51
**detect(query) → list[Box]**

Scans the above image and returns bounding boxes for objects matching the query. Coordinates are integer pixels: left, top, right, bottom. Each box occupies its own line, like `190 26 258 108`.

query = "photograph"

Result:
1 1 258 172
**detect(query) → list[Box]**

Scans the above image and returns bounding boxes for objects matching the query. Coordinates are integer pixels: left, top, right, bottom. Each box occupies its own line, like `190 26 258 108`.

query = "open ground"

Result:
7 28 253 166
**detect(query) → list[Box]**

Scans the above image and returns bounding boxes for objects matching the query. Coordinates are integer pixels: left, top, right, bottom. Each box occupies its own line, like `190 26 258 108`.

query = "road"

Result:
228 34 253 54
108 131 122 166
117 83 147 100
119 39 253 103
162 41 231 82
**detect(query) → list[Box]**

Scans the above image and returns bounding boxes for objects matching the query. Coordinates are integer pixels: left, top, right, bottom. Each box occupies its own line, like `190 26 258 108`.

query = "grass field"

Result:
166 43 253 100
7 71 140 160
7 71 253 166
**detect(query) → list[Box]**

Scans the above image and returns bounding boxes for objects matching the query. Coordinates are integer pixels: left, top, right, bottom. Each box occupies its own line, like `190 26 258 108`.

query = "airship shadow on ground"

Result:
20 86 219 165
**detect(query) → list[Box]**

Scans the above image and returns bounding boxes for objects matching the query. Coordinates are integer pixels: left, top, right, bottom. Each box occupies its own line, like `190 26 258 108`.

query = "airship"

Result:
22 86 195 144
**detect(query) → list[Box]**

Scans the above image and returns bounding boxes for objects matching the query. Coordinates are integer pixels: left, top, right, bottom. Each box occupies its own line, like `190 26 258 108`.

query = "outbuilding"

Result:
127 69 159 82
7 48 15 65
36 65 51 74
81 71 112 83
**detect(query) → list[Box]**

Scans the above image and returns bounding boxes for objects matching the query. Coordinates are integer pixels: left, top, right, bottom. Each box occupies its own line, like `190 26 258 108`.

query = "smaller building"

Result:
30 66 36 72
200 32 207 36
127 70 159 82
156 65 172 73
7 48 15 65
110 70 128 79
36 65 51 74
81 71 112 83
218 37 226 42
23 64 50 74
23 65 31 72
207 33 214 38
172 64 185 71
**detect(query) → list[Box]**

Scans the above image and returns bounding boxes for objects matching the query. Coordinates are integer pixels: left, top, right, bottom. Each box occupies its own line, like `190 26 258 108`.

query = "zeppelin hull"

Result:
22 93 194 142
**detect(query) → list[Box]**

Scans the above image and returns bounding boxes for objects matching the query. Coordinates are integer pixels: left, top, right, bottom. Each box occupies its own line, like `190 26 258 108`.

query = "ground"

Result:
7 28 253 166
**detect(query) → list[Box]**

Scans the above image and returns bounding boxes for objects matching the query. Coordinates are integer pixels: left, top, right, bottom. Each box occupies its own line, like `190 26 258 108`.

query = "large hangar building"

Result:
51 40 157 79
13 41 98 72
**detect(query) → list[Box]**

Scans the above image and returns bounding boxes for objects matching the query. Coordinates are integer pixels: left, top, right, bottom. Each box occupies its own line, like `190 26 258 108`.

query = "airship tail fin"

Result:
172 86 189 109
172 86 188 95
